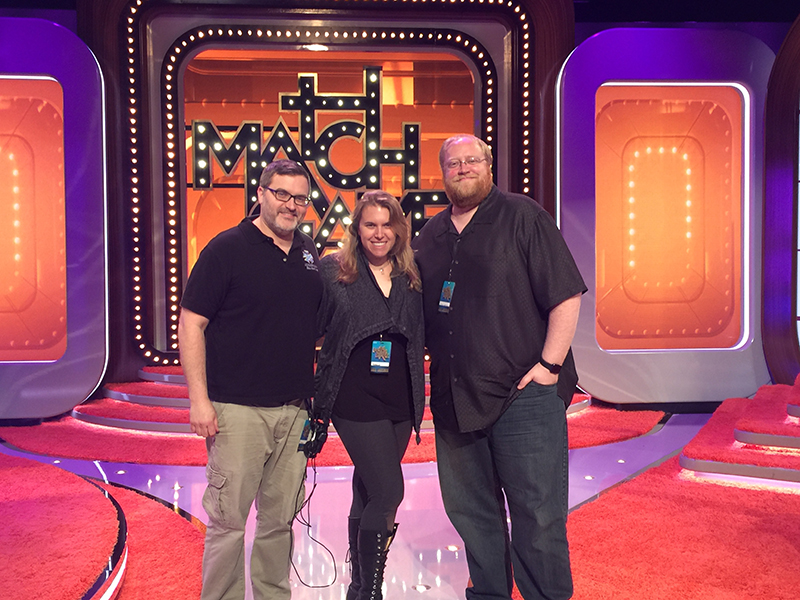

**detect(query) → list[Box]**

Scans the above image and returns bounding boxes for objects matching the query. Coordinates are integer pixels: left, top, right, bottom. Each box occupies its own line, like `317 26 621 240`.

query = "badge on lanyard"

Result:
370 340 392 374
439 280 455 313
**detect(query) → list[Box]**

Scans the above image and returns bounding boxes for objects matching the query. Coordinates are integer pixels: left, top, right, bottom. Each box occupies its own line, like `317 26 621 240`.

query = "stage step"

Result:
788 393 800 418
680 392 800 483
73 397 191 433
139 366 186 385
104 381 190 408
733 384 800 449
99 372 590 435
98 380 437 434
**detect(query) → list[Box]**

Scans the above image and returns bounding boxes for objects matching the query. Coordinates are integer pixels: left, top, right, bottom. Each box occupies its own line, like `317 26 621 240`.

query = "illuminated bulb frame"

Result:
124 0 534 364
625 144 697 281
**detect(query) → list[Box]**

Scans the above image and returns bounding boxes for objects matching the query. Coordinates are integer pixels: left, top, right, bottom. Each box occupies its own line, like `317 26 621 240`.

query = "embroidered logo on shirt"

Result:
302 249 319 271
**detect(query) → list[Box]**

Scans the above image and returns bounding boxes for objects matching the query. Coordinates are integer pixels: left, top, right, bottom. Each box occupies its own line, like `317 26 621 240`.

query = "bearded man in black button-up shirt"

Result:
413 134 586 600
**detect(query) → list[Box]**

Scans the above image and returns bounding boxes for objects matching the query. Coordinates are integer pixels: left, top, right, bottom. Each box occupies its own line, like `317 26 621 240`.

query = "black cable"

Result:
288 455 338 589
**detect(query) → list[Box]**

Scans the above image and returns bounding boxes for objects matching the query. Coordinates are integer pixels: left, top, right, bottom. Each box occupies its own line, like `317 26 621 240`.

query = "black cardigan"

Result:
314 251 426 438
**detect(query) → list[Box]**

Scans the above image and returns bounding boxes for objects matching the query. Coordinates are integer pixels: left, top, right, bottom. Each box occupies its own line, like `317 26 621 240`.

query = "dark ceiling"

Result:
0 0 798 23
574 0 800 23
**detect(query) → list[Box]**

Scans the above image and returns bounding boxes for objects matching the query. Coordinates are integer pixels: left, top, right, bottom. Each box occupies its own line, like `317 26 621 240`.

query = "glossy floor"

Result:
2 413 712 599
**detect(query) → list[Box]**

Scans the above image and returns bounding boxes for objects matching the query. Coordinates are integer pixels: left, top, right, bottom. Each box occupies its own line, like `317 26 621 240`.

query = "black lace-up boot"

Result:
357 523 398 600
346 518 361 600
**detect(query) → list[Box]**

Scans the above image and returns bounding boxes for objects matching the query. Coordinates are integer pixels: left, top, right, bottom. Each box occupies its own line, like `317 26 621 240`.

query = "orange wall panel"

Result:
0 78 66 362
595 85 743 350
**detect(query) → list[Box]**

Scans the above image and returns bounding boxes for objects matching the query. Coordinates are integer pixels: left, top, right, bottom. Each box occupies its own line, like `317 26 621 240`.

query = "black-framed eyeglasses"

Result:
444 156 488 171
264 187 312 207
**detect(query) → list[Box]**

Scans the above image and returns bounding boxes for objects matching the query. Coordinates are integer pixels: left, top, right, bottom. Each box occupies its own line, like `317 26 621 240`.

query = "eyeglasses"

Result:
444 156 488 171
264 187 312 207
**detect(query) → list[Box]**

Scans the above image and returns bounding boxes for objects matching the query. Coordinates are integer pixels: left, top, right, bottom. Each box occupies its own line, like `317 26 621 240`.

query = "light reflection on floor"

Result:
0 413 713 599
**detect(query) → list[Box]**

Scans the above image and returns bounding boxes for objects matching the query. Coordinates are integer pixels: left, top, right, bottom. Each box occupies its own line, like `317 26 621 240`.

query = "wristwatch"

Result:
538 358 562 374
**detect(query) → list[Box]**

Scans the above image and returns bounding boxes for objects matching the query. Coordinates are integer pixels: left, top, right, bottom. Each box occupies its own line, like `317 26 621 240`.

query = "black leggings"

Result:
331 416 413 532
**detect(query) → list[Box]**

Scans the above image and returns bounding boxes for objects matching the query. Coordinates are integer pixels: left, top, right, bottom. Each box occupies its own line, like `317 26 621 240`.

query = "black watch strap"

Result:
539 358 562 374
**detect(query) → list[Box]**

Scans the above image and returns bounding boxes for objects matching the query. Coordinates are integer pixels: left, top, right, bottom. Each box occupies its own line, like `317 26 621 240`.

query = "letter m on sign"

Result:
191 121 261 190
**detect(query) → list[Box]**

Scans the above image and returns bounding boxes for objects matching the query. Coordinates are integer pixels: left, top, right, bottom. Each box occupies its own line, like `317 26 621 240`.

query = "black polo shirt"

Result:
412 186 587 432
181 217 322 407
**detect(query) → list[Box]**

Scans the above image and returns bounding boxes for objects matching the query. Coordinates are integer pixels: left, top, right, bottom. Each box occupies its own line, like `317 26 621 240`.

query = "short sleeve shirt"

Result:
181 217 322 407
412 186 587 432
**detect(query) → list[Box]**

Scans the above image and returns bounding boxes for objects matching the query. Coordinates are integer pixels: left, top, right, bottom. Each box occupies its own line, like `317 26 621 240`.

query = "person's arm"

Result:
178 307 219 437
517 293 582 389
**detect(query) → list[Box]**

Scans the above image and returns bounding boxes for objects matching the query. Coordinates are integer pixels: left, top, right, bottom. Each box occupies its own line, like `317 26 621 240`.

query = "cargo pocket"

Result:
202 465 229 526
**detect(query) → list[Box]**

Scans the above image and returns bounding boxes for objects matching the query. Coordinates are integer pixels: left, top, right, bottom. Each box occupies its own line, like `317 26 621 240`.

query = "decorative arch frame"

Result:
77 0 573 367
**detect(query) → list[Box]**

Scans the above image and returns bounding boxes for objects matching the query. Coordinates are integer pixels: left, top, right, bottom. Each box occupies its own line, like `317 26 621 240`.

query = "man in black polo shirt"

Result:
178 160 322 600
413 135 586 600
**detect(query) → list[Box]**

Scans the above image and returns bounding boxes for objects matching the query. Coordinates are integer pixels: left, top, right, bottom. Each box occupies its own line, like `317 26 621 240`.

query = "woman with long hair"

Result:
315 190 425 600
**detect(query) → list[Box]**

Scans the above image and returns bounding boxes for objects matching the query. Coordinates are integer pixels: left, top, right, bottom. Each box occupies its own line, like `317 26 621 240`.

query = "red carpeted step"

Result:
141 366 184 375
0 454 125 600
73 398 191 433
104 381 189 408
788 382 800 418
681 397 800 482
734 384 800 449
139 366 186 384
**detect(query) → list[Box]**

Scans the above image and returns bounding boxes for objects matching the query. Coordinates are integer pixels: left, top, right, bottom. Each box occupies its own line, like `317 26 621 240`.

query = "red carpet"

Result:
0 454 119 600
563 456 800 600
682 397 800 471
0 418 207 466
567 405 664 449
1 403 663 466
97 483 204 600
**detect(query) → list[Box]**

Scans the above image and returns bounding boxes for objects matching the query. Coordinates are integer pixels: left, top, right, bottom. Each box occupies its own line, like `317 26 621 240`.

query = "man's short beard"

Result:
262 210 299 237
445 175 493 211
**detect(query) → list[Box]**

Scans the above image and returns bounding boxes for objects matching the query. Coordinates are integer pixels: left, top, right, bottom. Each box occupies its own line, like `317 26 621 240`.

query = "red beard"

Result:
444 173 493 210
